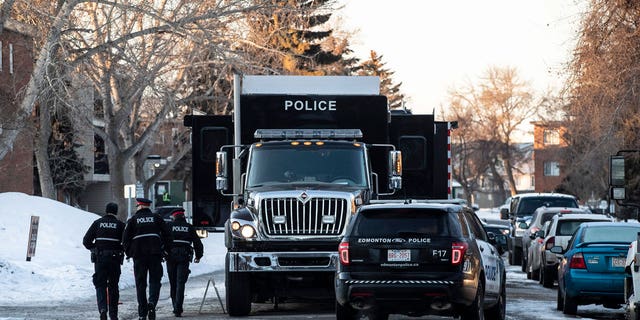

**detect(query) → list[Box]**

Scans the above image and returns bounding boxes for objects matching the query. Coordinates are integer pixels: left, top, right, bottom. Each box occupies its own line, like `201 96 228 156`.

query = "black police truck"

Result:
184 75 455 316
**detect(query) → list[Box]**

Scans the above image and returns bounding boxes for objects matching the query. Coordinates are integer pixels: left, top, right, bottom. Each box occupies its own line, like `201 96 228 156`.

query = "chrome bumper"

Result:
228 251 339 272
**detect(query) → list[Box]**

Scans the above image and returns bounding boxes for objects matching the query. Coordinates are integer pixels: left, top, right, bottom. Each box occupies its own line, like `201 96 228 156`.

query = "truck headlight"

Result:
241 225 256 238
231 221 241 231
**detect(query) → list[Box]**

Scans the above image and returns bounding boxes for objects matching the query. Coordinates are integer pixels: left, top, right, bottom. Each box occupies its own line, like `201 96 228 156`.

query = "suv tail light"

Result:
545 236 555 250
452 242 468 265
339 242 350 265
569 252 586 269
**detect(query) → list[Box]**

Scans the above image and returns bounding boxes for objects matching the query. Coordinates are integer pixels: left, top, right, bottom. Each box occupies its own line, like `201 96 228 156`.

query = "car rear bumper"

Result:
565 271 626 301
335 273 474 315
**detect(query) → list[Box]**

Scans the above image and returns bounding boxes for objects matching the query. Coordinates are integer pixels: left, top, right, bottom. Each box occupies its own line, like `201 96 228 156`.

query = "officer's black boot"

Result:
147 303 155 320
99 310 107 320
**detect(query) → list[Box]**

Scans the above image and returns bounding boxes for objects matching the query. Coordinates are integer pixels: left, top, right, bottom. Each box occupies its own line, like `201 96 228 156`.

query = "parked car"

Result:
482 220 510 255
527 220 552 281
335 202 506 320
500 193 579 268
537 212 613 288
523 207 592 280
554 221 640 315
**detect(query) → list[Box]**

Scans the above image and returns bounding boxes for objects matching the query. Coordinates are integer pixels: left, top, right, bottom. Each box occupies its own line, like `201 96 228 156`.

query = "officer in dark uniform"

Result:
83 202 126 320
166 208 204 317
122 198 172 320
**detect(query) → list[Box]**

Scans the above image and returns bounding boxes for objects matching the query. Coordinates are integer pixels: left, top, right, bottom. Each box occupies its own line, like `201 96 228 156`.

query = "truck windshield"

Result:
246 144 368 188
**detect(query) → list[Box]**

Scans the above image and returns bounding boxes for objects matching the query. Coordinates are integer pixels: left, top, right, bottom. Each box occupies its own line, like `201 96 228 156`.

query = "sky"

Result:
335 0 584 117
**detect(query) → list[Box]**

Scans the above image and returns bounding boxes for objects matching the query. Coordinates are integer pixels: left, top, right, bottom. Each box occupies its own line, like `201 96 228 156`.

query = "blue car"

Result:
553 221 640 315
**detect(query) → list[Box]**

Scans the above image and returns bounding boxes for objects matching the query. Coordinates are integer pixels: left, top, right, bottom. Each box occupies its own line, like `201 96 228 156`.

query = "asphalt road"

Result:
0 262 628 320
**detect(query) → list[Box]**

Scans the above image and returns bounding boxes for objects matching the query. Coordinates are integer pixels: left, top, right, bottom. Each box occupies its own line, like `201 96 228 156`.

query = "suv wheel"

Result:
485 277 506 320
556 286 563 311
510 248 522 266
335 301 355 320
521 253 527 272
461 281 485 320
542 266 554 288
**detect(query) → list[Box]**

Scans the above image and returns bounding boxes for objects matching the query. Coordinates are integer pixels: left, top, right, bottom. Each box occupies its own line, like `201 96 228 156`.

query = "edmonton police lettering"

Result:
99 222 118 229
284 100 337 111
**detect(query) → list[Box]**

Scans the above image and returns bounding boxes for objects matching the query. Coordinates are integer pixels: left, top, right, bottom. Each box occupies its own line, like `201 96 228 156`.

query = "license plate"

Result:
388 249 411 262
612 257 626 268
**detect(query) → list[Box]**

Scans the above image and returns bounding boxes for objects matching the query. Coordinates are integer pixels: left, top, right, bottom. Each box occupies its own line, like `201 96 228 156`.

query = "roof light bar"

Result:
254 129 363 140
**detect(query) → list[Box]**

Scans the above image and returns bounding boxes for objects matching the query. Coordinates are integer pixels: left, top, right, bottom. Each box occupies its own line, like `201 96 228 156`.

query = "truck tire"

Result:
225 254 252 316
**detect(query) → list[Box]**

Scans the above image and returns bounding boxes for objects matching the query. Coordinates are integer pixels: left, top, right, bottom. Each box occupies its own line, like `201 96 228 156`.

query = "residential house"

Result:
532 121 568 193
0 20 35 195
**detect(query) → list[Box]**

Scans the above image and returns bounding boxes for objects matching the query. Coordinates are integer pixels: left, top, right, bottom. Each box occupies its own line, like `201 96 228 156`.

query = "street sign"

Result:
124 184 135 198
26 216 39 261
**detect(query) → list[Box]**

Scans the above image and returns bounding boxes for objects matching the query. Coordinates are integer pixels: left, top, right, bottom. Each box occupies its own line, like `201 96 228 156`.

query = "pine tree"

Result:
356 50 405 110
241 0 357 76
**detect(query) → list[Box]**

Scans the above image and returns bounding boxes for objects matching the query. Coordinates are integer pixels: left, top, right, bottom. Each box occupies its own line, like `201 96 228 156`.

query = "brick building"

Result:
532 121 568 192
0 20 36 194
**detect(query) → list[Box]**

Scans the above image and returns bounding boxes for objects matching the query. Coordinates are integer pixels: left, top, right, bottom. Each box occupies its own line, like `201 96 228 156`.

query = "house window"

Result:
543 129 560 145
530 176 535 187
544 161 560 176
9 43 13 74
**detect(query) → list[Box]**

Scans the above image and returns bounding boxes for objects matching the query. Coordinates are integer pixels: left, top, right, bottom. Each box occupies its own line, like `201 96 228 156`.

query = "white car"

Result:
538 212 613 288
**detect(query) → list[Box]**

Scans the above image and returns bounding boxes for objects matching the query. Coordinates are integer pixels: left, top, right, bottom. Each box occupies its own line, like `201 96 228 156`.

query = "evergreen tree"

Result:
357 50 405 110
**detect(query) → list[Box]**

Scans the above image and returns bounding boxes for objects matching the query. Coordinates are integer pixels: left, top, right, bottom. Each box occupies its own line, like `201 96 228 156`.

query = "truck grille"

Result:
260 197 348 236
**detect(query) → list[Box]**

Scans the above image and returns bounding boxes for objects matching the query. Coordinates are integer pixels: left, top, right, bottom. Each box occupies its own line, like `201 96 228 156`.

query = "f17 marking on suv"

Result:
432 249 447 258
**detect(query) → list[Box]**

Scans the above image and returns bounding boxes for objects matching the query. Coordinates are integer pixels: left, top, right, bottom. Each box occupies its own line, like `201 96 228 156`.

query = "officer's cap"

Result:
171 208 185 217
136 198 152 206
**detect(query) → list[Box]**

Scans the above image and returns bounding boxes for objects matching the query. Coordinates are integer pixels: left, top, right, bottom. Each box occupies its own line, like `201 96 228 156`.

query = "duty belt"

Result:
133 233 160 240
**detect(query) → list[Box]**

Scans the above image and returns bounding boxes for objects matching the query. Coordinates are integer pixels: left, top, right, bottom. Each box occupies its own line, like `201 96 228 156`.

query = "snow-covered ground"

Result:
0 192 226 306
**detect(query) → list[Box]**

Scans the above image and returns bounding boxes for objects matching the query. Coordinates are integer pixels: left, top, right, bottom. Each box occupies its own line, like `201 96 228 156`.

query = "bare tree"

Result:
447 66 540 198
561 0 640 201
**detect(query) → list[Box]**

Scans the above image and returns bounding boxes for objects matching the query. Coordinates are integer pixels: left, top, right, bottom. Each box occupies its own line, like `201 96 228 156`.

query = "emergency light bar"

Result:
254 129 363 140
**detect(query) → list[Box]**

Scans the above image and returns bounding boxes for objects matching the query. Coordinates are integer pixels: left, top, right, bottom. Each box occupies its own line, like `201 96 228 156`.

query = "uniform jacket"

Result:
167 216 204 261
83 214 125 252
122 208 172 258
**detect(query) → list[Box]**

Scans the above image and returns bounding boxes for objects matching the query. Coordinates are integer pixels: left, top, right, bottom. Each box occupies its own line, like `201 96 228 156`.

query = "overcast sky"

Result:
335 0 584 116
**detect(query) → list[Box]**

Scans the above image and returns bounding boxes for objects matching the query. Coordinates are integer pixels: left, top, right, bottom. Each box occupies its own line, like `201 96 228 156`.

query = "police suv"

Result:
335 202 506 320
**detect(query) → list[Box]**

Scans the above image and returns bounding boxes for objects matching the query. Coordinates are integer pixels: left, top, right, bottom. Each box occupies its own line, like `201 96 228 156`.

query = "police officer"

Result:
83 202 125 320
122 198 172 320
166 208 204 317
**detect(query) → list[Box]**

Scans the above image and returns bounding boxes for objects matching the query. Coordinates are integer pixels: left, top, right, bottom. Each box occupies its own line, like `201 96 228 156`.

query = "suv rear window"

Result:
517 197 578 216
352 208 461 237
557 220 590 236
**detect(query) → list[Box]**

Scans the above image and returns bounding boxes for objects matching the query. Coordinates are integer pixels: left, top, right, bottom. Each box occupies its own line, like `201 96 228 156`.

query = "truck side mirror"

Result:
500 208 509 220
388 150 402 190
610 155 626 200
216 151 228 191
